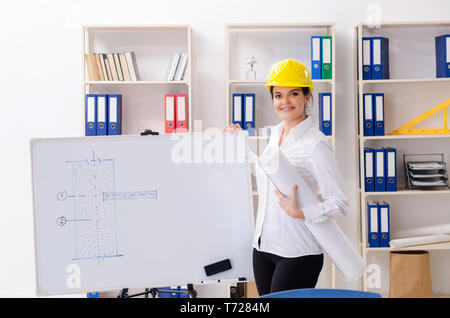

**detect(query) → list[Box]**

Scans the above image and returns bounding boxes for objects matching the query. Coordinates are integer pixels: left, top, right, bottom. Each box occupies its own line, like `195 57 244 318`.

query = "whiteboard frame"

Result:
30 133 255 296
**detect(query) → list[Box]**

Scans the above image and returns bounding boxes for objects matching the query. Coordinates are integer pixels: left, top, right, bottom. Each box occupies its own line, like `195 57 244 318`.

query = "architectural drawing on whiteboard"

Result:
57 151 157 263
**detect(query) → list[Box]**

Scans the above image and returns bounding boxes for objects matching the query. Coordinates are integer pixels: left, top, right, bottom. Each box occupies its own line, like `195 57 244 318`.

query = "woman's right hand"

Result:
223 123 242 135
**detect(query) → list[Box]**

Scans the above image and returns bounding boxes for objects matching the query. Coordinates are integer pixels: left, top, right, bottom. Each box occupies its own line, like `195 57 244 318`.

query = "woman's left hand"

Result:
274 185 305 219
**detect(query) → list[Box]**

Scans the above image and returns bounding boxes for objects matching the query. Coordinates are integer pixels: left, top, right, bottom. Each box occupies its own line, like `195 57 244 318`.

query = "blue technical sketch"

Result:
56 151 157 263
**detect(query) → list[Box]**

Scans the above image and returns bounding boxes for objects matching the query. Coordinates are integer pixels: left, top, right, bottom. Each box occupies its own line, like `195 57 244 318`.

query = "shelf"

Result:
83 24 193 142
361 189 450 197
226 23 334 30
85 81 190 85
359 78 450 85
364 241 450 252
360 135 450 141
229 79 334 85
359 20 450 28
227 23 337 290
356 21 450 295
84 24 190 31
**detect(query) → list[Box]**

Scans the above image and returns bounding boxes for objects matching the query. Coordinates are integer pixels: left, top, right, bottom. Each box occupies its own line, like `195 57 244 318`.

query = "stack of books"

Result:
85 52 140 82
164 52 188 81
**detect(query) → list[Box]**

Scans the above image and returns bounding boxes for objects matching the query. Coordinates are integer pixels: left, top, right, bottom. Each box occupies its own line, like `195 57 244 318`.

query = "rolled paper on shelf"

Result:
389 234 450 248
258 147 365 281
395 223 450 238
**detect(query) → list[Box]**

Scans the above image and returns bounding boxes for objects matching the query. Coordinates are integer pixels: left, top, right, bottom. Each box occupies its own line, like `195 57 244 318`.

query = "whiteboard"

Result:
31 133 254 295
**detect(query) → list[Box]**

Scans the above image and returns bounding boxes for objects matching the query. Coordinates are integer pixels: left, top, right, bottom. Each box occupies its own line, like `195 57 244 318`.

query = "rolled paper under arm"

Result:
258 147 365 281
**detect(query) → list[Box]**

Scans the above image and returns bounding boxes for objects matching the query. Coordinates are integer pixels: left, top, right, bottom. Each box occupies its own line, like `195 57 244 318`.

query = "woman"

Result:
224 59 349 296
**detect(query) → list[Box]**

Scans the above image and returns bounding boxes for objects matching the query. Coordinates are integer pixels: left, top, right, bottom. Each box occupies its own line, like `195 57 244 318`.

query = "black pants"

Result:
252 248 323 296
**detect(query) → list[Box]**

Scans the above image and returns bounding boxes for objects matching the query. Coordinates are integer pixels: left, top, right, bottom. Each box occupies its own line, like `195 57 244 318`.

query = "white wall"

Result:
1 0 450 297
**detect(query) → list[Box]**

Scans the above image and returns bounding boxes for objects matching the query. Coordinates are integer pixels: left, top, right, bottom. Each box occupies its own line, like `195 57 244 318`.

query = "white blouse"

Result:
250 116 349 258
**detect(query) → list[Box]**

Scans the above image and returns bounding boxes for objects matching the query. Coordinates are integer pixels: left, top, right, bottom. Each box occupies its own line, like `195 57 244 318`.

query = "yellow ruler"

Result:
389 98 450 135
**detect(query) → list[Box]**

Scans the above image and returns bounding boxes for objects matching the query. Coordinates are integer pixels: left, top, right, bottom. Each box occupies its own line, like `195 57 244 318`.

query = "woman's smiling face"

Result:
272 86 310 122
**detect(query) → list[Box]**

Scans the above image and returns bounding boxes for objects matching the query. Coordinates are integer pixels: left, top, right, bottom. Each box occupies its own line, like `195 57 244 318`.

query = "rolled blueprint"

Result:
258 148 365 281
389 234 450 248
395 223 450 239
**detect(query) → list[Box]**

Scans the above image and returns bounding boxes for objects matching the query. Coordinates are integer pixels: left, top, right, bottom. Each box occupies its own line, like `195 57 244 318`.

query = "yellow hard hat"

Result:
265 58 314 92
